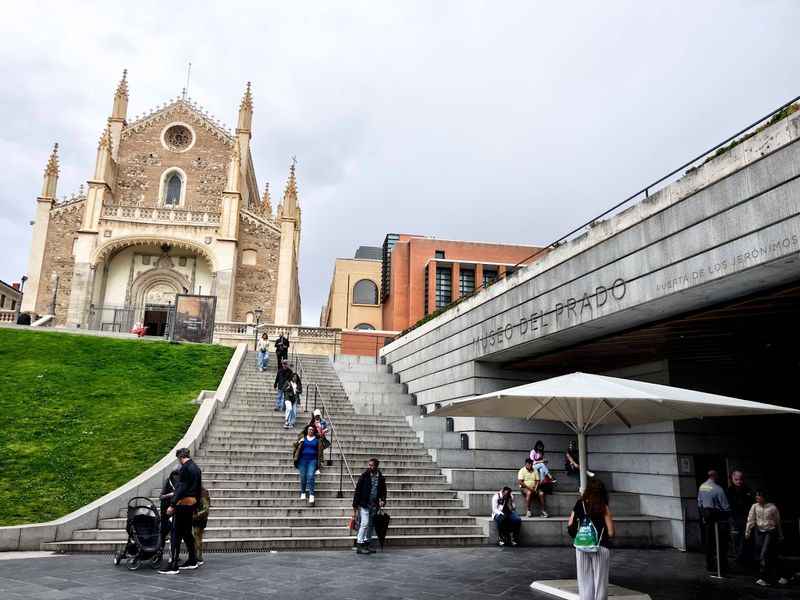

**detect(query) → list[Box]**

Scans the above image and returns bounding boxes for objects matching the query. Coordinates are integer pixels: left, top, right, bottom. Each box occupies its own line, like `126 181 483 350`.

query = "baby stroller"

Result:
113 497 164 570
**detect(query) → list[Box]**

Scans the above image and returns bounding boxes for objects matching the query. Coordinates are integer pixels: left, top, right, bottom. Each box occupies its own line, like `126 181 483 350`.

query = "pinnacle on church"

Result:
262 182 272 215
240 81 253 112
44 143 60 177
115 69 129 99
284 157 298 196
98 124 113 153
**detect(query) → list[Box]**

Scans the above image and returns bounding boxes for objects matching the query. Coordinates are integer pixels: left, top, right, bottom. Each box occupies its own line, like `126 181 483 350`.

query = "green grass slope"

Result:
0 329 233 526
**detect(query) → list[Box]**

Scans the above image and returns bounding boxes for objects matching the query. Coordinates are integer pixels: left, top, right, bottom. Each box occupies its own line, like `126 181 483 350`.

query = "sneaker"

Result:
510 539 519 547
308 494 315 504
197 560 204 566
300 493 306 500
315 470 321 475
497 539 505 547
540 511 549 518
778 578 789 585
158 566 179 575
178 561 198 570
356 543 372 555
587 470 596 478
756 579 768 587
525 510 531 518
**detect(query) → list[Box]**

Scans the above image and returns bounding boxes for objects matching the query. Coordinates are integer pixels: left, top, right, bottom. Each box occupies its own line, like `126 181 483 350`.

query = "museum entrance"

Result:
143 304 173 337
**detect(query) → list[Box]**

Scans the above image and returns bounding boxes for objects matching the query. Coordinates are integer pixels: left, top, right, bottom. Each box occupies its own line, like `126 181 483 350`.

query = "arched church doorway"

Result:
143 281 179 336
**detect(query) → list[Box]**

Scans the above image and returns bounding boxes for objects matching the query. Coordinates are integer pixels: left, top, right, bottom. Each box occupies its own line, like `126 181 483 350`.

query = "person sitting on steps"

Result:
491 486 521 547
518 458 547 518
566 440 595 479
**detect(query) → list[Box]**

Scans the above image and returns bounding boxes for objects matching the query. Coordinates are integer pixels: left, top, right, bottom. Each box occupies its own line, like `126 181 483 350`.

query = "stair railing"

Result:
293 355 357 499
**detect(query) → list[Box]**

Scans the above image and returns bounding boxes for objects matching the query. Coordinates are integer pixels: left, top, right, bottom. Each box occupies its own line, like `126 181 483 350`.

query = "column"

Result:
475 263 484 290
427 260 437 315
451 262 461 301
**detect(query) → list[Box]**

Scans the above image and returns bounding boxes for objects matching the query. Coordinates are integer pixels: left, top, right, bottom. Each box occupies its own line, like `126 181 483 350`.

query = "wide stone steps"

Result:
98 515 471 529
51 351 484 553
74 523 483 541
44 533 486 553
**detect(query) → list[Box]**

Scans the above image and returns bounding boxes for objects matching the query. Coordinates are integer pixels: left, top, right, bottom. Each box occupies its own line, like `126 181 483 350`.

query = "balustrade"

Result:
102 204 220 226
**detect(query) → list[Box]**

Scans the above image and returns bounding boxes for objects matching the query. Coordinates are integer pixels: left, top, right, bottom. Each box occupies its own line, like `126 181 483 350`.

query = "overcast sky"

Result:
2 1 798 325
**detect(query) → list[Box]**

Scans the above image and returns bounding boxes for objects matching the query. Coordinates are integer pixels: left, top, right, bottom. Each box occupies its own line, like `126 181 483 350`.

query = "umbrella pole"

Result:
576 399 588 494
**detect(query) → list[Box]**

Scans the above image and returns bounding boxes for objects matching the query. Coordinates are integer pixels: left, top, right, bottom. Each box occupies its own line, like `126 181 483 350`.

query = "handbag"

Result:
321 436 332 450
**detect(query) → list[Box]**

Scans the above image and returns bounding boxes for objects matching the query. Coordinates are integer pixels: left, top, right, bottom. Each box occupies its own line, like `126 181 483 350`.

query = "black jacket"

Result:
172 459 202 506
275 335 290 351
274 367 293 390
353 469 387 509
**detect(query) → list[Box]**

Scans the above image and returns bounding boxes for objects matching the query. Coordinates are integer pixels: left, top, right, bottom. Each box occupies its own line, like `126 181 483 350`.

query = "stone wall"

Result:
35 201 84 323
231 212 281 322
116 103 232 212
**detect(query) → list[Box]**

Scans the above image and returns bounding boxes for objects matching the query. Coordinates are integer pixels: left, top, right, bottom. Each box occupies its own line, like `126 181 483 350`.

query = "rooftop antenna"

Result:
182 61 192 99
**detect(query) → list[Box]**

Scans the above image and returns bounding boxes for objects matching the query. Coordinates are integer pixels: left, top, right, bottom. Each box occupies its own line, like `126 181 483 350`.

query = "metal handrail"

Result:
293 355 357 498
508 94 800 272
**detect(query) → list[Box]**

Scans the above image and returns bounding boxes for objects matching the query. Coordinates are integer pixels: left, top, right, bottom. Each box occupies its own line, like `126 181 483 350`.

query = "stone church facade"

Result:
22 71 302 332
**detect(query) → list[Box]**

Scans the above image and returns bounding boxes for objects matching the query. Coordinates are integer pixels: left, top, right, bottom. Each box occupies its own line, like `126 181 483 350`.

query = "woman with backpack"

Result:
568 479 615 600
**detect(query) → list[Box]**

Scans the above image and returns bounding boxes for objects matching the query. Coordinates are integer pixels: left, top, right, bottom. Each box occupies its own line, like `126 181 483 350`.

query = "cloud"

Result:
1 1 799 325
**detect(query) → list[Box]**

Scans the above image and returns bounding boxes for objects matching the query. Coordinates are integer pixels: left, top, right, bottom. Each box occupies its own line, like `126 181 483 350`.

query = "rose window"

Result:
164 125 192 151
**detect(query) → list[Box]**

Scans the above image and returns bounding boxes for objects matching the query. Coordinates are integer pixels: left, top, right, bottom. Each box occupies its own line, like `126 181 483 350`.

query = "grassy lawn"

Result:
0 329 233 526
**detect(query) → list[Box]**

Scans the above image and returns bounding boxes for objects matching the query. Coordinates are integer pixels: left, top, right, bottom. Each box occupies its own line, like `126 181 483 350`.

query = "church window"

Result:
164 124 193 152
353 279 379 305
245 312 254 324
242 249 258 266
165 173 182 206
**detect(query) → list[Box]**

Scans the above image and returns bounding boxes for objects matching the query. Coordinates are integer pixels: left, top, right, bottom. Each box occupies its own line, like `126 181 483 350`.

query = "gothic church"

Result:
22 71 302 333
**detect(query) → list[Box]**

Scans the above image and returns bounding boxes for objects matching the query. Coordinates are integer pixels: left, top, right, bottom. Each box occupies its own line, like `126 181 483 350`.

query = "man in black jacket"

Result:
275 332 290 364
159 448 202 574
273 361 293 412
352 457 386 554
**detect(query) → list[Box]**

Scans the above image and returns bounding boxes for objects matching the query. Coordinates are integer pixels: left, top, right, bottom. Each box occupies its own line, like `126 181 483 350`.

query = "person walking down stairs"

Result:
273 361 293 412
353 457 387 554
293 425 324 505
256 333 270 371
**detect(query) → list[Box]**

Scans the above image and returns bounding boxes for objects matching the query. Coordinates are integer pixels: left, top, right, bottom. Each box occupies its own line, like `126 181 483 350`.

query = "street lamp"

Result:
15 275 28 323
253 306 263 350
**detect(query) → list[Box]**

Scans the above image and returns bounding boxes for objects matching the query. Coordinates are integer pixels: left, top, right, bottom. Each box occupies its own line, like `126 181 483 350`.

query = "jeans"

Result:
291 395 300 425
754 529 781 583
284 400 296 426
169 505 197 567
533 462 552 479
357 506 376 544
493 512 521 543
298 459 317 495
276 389 285 411
256 350 268 370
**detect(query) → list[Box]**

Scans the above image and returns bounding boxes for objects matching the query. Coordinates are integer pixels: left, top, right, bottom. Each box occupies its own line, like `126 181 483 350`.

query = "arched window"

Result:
352 279 378 305
245 312 254 324
354 323 375 331
165 173 182 206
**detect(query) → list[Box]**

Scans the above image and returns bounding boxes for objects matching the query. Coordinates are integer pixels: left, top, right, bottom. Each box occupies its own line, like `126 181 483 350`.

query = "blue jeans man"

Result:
494 512 521 545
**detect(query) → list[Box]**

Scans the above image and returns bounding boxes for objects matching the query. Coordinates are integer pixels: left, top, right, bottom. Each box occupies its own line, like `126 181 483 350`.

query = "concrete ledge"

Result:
0 342 247 551
485 516 672 547
531 580 651 600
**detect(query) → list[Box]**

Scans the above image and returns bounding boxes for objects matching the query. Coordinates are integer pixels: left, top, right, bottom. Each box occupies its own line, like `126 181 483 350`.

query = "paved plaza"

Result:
0 547 798 600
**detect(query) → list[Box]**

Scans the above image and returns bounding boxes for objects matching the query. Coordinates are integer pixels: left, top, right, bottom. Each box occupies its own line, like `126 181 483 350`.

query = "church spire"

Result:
281 157 299 217
237 81 253 133
94 124 114 180
41 143 59 198
261 182 272 216
111 69 129 120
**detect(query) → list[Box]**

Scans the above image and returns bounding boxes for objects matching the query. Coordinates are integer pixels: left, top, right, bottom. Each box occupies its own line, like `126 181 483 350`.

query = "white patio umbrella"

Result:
431 372 799 492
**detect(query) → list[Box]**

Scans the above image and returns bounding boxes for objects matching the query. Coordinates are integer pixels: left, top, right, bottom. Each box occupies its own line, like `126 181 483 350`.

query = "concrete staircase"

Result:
332 356 673 548
45 352 484 552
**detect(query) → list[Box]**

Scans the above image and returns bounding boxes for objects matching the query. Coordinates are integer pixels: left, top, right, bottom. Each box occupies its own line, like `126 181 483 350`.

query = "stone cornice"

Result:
123 99 233 146
240 208 281 234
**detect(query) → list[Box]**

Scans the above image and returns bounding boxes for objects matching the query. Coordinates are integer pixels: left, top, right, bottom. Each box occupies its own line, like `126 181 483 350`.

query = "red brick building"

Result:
380 234 541 332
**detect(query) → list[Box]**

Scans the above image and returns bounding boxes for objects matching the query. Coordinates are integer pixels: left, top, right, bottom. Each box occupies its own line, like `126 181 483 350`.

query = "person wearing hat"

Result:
308 409 330 475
